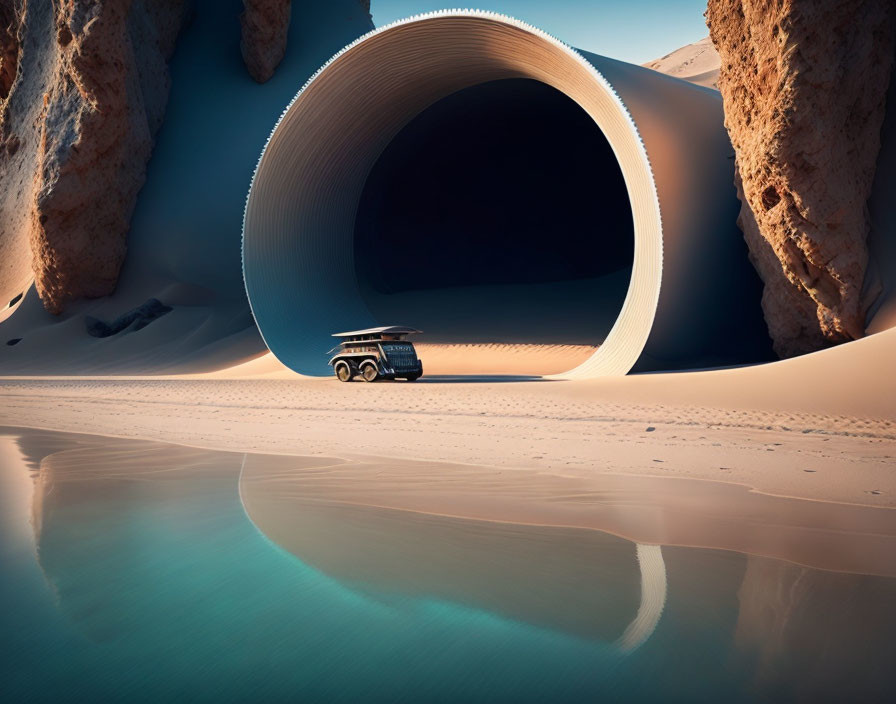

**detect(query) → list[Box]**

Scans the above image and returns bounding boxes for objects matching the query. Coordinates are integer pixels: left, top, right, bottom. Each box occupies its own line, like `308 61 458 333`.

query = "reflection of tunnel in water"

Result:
355 79 633 344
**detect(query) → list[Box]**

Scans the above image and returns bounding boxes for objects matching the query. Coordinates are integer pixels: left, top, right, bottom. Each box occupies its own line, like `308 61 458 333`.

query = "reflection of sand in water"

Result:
23 432 665 648
238 453 896 578
240 487 648 643
28 437 244 641
3 428 109 543
735 555 896 701
11 429 896 692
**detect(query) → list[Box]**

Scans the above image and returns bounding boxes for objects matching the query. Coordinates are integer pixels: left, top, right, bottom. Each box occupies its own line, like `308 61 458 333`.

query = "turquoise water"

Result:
1 429 894 703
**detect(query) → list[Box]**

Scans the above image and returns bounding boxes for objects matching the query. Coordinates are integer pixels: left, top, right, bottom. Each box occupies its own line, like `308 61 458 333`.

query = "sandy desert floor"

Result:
1 328 894 514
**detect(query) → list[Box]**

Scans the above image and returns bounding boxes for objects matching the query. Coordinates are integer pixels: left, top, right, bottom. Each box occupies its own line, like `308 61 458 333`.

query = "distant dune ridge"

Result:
643 36 719 89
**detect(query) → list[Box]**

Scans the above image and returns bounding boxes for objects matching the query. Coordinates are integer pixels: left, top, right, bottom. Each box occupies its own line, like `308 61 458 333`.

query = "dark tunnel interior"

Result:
355 78 634 295
352 79 635 346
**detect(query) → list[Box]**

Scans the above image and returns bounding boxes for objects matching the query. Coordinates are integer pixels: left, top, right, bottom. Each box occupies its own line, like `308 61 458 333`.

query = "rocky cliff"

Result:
0 1 377 315
240 0 291 83
239 1 373 83
0 0 189 314
0 0 376 375
0 0 34 308
707 0 895 357
0 2 17 101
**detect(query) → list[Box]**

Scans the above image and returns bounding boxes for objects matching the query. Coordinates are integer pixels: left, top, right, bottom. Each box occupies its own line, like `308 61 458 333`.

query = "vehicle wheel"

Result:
335 362 353 382
360 361 379 382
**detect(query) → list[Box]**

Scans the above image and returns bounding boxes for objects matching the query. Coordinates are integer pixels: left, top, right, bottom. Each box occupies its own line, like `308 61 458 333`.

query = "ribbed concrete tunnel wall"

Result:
243 11 772 377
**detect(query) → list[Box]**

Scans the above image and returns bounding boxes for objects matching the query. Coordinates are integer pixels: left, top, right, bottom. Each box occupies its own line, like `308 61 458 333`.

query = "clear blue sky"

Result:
371 1 709 65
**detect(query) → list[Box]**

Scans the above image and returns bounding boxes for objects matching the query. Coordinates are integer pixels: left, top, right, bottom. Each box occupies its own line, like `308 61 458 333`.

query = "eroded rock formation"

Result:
0 0 30 308
240 0 291 83
0 0 188 315
707 0 896 357
0 2 18 100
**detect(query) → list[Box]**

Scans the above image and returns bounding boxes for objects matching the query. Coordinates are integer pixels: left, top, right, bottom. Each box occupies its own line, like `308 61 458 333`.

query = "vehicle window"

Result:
381 342 417 368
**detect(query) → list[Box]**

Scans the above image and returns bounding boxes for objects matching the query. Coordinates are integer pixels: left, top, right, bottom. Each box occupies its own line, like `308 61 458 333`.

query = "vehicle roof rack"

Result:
332 326 422 337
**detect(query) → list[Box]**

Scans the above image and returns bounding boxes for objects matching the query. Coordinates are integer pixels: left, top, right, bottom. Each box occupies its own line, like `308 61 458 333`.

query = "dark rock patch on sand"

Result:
85 299 173 339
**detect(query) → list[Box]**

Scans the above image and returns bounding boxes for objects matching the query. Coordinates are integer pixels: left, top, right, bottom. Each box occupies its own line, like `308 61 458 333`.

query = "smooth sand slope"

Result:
1 327 894 513
203 343 598 378
644 36 720 89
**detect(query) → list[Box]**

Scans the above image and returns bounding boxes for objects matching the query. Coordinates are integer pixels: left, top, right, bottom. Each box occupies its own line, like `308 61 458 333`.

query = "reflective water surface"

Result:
1 427 894 703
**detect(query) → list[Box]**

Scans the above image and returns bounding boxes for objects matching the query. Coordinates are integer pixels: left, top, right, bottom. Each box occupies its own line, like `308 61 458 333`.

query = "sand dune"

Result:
194 323 896 418
1 327 893 511
644 36 720 89
203 344 597 378
0 11 892 535
413 344 596 376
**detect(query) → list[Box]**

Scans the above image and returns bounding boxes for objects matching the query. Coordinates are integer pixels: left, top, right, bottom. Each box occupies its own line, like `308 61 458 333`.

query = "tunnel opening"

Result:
243 12 756 378
354 78 635 347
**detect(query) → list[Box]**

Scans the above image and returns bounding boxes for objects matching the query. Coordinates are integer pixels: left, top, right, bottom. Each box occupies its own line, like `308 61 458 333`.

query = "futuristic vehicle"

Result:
328 326 423 382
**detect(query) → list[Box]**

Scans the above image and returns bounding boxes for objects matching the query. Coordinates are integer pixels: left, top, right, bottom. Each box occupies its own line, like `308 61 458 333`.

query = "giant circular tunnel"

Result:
243 11 772 377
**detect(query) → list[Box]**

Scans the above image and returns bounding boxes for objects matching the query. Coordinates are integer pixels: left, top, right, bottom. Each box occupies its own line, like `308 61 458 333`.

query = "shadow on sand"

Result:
413 375 555 384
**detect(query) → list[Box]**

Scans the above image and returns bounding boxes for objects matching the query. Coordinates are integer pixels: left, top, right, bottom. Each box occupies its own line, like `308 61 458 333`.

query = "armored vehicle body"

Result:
328 326 423 382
